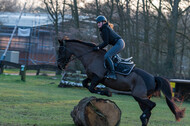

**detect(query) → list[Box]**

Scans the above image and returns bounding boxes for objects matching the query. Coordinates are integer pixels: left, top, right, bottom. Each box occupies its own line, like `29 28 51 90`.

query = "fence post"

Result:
0 63 4 74
20 65 26 81
36 69 40 75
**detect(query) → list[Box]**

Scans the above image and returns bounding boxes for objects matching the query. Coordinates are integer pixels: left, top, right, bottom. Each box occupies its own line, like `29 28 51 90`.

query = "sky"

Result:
18 0 160 10
18 0 189 13
17 0 171 9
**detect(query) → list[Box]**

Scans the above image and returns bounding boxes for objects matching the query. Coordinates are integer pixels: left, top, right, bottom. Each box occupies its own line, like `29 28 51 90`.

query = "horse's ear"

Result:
58 39 63 46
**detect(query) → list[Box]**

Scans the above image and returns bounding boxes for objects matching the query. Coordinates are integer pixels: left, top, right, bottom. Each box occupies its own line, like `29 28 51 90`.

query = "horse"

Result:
57 39 185 126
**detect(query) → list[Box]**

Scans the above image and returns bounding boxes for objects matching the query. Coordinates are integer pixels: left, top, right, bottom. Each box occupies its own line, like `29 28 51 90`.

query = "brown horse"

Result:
57 39 185 126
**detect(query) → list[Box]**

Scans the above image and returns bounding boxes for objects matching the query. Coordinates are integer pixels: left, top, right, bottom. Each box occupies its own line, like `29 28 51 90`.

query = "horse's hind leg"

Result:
133 96 156 126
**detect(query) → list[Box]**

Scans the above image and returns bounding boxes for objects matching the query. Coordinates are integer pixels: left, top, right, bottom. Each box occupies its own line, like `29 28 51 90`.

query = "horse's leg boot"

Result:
140 113 148 126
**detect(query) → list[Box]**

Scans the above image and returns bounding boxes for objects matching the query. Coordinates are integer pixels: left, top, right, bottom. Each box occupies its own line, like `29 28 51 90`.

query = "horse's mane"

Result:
65 39 106 52
65 39 96 47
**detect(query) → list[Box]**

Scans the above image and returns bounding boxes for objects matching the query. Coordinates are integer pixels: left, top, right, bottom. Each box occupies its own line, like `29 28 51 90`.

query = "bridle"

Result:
57 45 94 70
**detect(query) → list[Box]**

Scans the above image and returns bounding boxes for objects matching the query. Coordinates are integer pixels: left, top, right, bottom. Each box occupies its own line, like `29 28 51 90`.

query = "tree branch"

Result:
178 5 190 16
176 31 190 42
148 0 170 27
44 0 56 21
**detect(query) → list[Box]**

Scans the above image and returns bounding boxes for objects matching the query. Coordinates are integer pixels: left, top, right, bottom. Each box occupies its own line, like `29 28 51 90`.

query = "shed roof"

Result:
0 12 62 27
0 12 95 28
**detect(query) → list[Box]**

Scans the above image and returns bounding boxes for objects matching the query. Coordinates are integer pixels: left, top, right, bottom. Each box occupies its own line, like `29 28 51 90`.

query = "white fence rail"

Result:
59 71 105 88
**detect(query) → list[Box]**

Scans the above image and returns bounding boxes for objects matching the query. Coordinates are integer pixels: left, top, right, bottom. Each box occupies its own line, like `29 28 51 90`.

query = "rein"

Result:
58 45 94 63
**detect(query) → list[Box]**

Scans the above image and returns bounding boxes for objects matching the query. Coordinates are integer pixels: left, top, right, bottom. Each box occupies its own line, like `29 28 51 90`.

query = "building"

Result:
0 12 60 65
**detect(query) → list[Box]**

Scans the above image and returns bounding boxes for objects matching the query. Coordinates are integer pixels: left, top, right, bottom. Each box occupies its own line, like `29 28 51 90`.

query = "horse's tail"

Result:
155 76 185 121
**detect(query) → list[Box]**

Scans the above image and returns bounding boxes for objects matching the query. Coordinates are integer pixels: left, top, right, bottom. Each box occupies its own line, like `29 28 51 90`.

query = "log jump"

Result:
71 96 121 126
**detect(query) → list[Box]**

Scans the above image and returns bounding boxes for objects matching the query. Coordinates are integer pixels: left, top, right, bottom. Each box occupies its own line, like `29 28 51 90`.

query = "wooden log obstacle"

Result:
71 96 121 126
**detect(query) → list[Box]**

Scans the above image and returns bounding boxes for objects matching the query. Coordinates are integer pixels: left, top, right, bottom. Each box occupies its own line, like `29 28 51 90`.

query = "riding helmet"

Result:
96 15 107 23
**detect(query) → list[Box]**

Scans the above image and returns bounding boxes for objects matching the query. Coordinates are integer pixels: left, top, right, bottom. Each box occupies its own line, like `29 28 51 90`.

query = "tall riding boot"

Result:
105 57 117 80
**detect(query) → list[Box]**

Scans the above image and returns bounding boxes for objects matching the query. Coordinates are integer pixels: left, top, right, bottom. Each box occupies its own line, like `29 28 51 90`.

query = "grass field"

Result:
0 74 190 126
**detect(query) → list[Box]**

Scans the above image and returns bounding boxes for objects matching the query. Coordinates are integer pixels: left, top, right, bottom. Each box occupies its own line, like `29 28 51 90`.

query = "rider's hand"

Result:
93 46 100 51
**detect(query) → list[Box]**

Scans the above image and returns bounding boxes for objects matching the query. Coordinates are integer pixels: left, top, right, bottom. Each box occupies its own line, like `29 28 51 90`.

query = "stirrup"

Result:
119 57 134 65
122 57 133 62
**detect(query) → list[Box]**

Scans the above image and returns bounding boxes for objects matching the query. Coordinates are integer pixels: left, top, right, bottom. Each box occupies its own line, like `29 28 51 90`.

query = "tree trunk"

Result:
73 0 79 28
71 96 121 126
154 0 162 74
108 0 114 22
179 11 188 78
95 0 101 43
116 0 124 37
166 0 180 77
95 0 100 16
44 0 60 74
126 0 133 58
135 0 140 65
142 0 150 71
61 0 66 32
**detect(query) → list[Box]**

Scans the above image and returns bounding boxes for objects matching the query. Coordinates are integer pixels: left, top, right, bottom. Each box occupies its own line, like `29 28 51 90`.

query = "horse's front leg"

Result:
88 74 112 97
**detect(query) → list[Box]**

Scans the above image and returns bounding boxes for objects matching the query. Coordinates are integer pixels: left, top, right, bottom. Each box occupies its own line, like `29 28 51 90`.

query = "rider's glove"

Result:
93 46 100 51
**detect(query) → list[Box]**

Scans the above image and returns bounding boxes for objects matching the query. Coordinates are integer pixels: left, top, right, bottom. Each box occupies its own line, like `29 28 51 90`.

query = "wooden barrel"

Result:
71 96 121 126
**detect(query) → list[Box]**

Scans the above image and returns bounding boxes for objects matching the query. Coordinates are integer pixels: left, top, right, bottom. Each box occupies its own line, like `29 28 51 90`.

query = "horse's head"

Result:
57 39 72 70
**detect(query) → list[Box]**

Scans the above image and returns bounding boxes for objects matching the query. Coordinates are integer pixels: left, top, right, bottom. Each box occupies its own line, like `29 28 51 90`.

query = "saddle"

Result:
112 55 135 76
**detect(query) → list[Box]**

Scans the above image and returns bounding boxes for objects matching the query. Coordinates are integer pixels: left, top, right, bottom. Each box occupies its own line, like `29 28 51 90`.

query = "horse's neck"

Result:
68 43 104 68
69 43 91 57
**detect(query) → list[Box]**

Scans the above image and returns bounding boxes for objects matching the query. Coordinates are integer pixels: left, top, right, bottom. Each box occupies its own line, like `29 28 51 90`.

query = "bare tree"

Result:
43 0 62 74
154 0 162 74
178 10 189 78
124 0 133 59
106 0 114 22
44 0 60 41
0 0 20 12
163 0 189 77
60 0 66 31
142 0 151 71
165 0 180 76
115 0 124 37
73 0 79 28
134 0 140 65
95 0 100 16
47 0 189 77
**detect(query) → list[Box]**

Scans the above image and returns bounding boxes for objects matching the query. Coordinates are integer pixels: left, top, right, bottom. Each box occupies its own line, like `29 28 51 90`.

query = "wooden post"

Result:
0 63 4 74
36 69 40 75
71 96 121 126
20 65 26 81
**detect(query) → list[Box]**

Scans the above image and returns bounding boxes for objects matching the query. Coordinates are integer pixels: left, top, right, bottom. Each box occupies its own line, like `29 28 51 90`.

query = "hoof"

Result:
104 88 112 97
106 91 112 97
140 114 148 126
82 84 89 88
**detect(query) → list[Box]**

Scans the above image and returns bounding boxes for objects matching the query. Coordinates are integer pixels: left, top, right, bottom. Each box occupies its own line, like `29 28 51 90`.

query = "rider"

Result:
93 15 125 80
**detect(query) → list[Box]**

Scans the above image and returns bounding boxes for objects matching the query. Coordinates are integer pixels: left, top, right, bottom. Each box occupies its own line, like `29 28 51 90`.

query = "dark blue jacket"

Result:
98 23 121 49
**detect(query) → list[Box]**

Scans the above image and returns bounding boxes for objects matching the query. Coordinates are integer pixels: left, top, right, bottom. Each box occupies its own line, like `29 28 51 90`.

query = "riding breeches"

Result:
104 39 125 60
